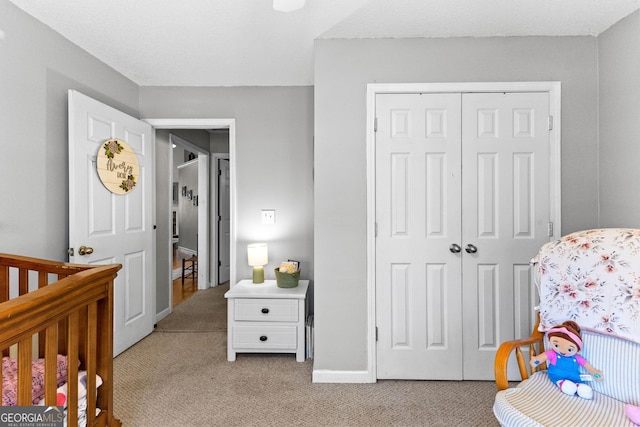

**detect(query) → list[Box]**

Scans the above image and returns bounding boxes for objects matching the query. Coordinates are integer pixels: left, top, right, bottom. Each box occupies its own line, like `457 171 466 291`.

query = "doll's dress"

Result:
545 350 586 384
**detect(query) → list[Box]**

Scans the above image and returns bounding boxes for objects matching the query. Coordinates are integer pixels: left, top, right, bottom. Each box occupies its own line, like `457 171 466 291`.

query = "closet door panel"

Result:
461 92 550 380
376 93 463 380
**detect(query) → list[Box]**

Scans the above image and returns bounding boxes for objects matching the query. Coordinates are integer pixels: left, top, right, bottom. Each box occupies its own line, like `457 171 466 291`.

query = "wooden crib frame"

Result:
0 254 121 427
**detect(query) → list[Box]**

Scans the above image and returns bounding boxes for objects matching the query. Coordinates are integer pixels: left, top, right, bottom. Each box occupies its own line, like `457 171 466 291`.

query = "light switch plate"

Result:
261 209 275 224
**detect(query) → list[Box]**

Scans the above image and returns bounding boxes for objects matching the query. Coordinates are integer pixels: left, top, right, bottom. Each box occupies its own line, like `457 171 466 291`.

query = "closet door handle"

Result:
449 244 461 253
78 245 94 256
259 336 268 342
261 308 269 314
465 244 478 254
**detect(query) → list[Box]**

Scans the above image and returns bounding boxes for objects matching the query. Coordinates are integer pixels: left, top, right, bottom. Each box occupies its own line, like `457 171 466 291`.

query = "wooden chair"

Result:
494 314 545 391
181 255 197 286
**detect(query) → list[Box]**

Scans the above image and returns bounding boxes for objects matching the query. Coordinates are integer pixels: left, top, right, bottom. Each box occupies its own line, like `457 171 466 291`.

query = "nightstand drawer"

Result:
232 325 297 349
234 298 298 322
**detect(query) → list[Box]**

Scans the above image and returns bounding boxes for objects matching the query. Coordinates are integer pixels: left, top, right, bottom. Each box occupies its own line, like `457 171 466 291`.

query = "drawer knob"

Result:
261 308 269 314
260 335 268 342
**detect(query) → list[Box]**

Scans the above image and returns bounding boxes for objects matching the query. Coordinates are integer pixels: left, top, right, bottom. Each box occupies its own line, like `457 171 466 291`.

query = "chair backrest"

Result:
580 330 640 403
532 228 640 344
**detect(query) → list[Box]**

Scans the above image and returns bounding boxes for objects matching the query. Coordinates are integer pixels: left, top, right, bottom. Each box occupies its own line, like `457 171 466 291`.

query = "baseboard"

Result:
177 246 197 257
155 307 171 323
312 369 375 383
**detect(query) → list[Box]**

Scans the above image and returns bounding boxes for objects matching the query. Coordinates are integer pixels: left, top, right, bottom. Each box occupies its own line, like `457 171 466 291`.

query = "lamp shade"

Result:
247 243 268 267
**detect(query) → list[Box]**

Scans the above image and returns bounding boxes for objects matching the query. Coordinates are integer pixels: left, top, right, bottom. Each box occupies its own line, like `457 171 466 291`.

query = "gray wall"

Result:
210 131 230 154
313 36 599 372
140 86 315 284
598 11 640 228
154 130 172 315
172 129 211 155
0 2 139 260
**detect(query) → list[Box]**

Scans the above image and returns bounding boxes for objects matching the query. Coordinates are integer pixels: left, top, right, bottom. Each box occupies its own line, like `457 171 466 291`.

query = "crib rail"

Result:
0 254 121 427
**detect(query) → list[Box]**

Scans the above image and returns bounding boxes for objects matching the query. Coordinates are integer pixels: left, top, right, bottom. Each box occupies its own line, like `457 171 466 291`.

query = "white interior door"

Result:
375 93 463 380
375 90 551 380
461 92 550 379
68 90 154 357
218 158 231 284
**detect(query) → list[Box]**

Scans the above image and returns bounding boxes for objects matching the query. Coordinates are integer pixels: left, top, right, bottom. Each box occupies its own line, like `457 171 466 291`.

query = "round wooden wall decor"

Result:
96 138 140 194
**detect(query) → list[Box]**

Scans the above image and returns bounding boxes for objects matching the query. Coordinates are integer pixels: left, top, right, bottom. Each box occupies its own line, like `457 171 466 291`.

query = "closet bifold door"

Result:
460 92 550 380
375 91 551 381
375 92 463 380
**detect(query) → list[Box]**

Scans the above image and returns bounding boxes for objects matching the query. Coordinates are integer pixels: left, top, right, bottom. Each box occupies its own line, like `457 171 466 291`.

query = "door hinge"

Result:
375 326 378 341
548 222 554 238
548 116 554 131
375 222 378 237
374 117 378 133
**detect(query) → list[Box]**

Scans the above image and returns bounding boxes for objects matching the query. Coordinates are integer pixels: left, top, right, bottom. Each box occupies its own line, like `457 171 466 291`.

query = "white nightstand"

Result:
225 279 309 362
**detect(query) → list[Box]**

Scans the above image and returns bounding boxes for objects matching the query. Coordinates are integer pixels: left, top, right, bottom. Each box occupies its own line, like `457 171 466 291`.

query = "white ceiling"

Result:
9 0 640 87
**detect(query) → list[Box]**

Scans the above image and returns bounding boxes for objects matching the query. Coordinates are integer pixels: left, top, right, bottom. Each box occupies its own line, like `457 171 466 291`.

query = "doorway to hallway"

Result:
147 118 237 320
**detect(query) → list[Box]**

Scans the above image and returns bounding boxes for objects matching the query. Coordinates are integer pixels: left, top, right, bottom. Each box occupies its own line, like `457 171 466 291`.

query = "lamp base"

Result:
252 266 265 284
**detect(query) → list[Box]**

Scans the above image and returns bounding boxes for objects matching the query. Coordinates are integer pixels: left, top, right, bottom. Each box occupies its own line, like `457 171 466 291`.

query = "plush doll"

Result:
627 404 640 425
529 320 604 399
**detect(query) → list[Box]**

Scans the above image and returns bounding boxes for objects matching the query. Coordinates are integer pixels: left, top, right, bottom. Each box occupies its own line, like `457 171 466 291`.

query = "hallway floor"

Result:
172 247 198 308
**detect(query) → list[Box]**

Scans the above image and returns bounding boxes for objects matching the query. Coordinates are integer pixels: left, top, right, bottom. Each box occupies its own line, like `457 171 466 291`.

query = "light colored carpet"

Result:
113 284 500 426
156 284 228 332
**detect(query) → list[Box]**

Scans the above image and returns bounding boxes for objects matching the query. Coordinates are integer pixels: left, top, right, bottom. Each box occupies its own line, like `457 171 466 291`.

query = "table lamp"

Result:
247 243 268 283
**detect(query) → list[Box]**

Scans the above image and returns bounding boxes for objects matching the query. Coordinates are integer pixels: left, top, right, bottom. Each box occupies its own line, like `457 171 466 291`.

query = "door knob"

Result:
78 245 94 256
465 244 478 254
449 243 462 253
